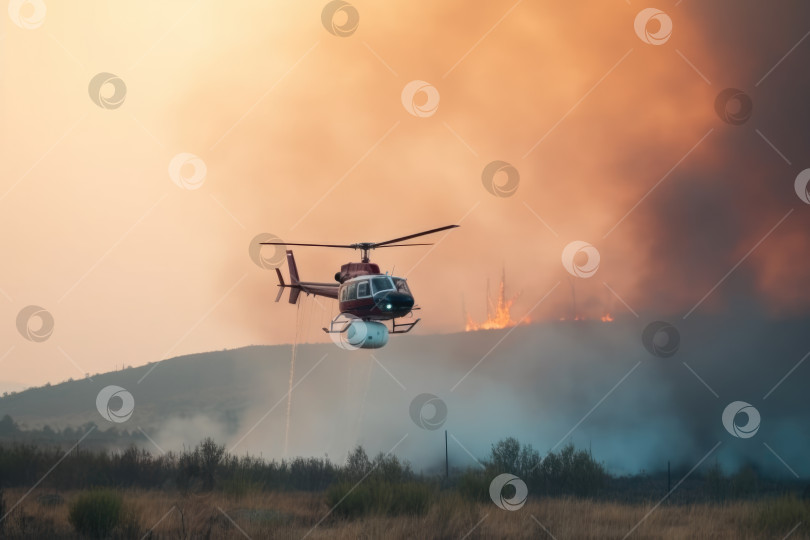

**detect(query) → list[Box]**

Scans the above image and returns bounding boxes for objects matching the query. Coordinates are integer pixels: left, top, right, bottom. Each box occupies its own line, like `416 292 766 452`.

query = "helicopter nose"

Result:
376 291 414 314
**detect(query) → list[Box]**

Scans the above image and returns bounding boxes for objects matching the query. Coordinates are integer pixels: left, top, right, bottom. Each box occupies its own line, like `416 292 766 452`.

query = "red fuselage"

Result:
337 273 415 321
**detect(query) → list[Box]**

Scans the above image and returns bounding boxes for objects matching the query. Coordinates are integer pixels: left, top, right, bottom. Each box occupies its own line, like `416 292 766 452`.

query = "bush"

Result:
704 462 726 501
326 479 433 519
390 481 433 515
326 481 373 518
68 489 124 539
486 439 607 498
490 437 540 477
456 469 491 503
753 495 810 533
177 438 226 493
222 472 264 499
731 464 759 498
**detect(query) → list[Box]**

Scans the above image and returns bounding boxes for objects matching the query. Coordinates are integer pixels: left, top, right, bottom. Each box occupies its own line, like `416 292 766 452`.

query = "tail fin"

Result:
274 250 301 304
286 250 300 284
286 250 301 304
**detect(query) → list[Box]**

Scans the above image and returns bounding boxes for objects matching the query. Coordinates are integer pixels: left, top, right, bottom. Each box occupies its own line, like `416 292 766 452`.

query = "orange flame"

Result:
465 277 527 331
601 313 614 322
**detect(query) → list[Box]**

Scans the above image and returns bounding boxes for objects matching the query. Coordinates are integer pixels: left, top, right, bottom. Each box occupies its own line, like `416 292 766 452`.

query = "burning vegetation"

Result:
465 273 528 331
465 272 616 330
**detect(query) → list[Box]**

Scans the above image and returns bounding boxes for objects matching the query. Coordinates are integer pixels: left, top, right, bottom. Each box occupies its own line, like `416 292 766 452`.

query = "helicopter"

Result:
261 224 459 349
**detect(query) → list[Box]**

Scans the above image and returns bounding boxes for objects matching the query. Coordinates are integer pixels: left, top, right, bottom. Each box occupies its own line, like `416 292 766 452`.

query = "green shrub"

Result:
486 439 607 497
457 469 491 503
326 479 433 519
68 489 124 539
327 481 374 519
753 495 810 533
117 508 142 540
390 481 432 515
222 472 264 499
731 464 759 498
704 462 726 501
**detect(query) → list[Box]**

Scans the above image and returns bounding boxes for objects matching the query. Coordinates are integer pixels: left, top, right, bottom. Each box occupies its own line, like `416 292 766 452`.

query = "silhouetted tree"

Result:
345 446 372 479
0 415 17 436
197 438 225 490
705 461 725 501
490 437 521 473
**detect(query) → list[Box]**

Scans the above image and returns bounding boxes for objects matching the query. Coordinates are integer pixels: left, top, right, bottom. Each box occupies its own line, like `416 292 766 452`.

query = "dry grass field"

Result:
2 488 808 539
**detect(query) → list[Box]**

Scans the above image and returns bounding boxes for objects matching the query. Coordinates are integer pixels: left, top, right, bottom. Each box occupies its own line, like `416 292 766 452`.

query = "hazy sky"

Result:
2 0 809 388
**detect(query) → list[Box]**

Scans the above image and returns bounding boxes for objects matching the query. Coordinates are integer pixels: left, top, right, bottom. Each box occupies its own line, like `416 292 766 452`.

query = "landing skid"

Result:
391 317 420 334
322 316 352 334
321 314 420 335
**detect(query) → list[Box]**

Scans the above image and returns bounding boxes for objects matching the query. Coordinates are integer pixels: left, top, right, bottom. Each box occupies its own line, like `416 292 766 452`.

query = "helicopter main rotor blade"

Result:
259 242 355 248
371 225 459 248
375 243 434 248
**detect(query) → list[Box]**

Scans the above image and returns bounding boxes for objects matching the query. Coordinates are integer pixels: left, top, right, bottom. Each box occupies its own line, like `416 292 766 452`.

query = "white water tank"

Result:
346 321 389 349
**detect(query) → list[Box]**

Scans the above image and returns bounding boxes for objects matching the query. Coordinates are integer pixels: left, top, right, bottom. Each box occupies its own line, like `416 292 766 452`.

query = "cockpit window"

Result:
371 276 395 294
357 280 370 298
392 277 410 294
345 282 357 300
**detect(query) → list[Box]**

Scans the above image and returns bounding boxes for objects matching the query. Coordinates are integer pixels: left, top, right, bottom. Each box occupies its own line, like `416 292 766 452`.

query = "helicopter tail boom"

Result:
274 250 339 304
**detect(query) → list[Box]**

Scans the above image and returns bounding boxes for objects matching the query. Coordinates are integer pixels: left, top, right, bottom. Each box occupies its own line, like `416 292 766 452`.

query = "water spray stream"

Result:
282 298 303 457
353 356 374 442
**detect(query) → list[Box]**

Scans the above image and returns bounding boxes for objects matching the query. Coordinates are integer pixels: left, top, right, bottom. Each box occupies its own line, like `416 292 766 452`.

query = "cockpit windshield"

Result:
371 276 395 294
392 277 410 294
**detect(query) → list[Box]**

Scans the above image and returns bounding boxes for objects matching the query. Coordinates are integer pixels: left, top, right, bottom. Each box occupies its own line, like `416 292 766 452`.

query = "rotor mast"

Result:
353 243 374 263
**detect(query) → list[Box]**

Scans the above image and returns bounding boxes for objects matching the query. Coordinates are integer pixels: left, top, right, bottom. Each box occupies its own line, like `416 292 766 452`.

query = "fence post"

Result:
445 430 449 479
